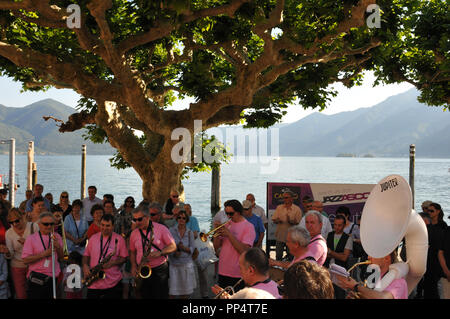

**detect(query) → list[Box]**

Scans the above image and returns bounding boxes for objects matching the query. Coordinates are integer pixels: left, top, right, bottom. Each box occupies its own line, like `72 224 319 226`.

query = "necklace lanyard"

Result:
38 231 51 251
71 213 81 238
99 235 112 263
139 222 153 255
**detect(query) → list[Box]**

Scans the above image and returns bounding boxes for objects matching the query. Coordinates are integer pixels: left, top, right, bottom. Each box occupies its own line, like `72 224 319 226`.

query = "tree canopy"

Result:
0 0 448 201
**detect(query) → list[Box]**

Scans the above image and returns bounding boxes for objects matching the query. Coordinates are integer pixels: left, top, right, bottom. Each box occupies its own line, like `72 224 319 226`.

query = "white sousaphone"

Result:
360 174 428 295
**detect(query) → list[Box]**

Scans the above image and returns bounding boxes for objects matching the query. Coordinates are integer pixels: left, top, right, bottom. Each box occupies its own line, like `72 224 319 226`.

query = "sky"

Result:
0 71 414 123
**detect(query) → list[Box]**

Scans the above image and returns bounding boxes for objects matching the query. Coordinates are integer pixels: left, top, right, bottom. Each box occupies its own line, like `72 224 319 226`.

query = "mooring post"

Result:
27 141 34 191
211 165 221 213
409 144 415 209
81 144 86 200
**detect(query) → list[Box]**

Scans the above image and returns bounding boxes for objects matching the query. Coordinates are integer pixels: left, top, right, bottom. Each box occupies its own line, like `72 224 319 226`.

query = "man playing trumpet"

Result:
129 205 176 299
213 200 255 294
82 214 128 299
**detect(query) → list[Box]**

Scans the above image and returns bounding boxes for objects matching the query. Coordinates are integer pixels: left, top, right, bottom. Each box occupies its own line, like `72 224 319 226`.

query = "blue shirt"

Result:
245 214 265 245
186 215 200 233
64 214 89 255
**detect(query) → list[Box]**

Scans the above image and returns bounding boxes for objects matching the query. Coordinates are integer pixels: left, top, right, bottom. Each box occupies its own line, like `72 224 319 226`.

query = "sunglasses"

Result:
42 222 55 227
9 219 20 225
226 212 235 216
171 195 179 198
177 216 187 220
132 217 144 222
61 195 68 198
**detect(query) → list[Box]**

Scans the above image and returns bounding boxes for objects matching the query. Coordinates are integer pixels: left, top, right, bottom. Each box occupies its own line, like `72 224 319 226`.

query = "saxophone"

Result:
133 224 154 289
83 238 118 287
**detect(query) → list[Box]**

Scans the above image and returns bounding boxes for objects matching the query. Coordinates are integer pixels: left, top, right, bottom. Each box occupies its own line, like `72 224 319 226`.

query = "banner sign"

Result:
266 182 375 242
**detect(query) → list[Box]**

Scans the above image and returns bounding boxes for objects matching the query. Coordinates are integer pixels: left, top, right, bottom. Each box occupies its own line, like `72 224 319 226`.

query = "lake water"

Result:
1 155 449 231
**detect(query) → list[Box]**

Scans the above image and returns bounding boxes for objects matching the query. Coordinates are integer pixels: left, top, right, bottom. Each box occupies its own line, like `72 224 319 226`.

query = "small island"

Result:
336 153 356 157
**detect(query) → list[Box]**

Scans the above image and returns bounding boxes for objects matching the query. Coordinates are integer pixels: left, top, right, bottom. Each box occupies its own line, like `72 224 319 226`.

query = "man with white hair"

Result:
269 225 314 270
303 211 327 266
299 209 332 238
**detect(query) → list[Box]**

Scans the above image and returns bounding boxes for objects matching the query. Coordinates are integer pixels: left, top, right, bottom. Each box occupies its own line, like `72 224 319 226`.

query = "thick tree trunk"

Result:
137 139 185 205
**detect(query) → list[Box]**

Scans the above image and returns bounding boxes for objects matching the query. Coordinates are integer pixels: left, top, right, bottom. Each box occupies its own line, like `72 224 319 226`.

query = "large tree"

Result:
0 0 448 202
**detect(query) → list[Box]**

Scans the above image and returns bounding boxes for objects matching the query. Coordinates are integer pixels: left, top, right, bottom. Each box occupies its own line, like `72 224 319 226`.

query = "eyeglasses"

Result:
177 216 187 220
61 195 68 198
428 209 436 213
171 195 179 198
132 217 144 222
41 222 55 227
9 219 20 225
226 212 235 216
150 213 159 217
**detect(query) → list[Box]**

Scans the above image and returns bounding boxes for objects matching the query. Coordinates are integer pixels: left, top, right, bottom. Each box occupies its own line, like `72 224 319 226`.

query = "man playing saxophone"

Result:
129 205 176 299
82 214 128 299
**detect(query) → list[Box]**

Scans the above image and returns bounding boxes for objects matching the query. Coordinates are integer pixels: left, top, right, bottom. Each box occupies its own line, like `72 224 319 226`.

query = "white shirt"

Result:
5 222 39 268
252 204 267 224
81 196 103 222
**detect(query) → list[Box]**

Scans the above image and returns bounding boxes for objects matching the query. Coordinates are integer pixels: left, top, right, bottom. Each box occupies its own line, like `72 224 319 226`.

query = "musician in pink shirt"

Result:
22 212 64 299
82 214 128 299
129 206 176 299
213 200 255 293
336 251 408 299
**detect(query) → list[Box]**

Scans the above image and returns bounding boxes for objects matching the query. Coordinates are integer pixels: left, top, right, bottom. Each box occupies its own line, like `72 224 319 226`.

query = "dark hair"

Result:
0 189 7 195
243 247 269 275
88 186 97 192
334 215 346 224
68 251 83 265
101 213 115 225
283 260 334 299
90 204 104 216
32 196 45 205
429 202 444 222
336 206 351 217
124 196 135 208
224 199 243 214
72 199 83 209
103 194 114 202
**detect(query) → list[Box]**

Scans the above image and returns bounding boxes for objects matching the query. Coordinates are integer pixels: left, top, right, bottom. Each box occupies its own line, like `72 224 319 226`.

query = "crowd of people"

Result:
0 185 448 300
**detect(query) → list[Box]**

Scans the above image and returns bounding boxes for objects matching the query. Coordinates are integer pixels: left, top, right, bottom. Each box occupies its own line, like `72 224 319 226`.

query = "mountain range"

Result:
0 88 449 157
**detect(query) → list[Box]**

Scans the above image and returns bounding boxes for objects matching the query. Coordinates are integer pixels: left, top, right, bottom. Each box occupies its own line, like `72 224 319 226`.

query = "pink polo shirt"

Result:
253 280 281 299
218 219 255 278
384 278 408 299
22 231 63 278
83 232 128 290
298 234 327 266
129 222 175 268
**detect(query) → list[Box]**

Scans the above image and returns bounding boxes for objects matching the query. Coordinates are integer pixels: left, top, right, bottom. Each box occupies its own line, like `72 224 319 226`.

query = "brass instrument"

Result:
347 260 371 274
83 238 118 287
134 223 155 289
214 278 243 299
60 219 69 261
199 220 231 242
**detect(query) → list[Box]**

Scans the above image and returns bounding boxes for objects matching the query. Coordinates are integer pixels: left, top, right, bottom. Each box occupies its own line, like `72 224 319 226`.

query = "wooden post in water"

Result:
211 165 221 213
8 139 15 207
409 144 415 209
81 145 86 200
27 141 34 190
31 163 37 188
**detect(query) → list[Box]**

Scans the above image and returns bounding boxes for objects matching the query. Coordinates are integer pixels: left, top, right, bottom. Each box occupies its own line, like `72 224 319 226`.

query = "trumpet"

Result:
214 278 243 299
199 220 231 242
